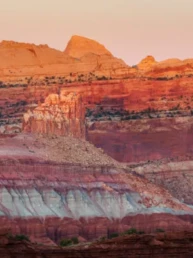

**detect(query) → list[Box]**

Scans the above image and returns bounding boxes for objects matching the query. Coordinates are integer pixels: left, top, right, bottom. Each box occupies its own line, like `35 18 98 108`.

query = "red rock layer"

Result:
87 117 193 162
1 76 193 161
1 214 193 245
0 134 192 243
1 230 193 257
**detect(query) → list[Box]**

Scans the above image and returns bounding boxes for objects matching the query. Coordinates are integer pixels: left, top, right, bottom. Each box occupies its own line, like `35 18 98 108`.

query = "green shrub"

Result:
60 238 72 247
155 228 165 233
124 228 137 235
99 236 107 241
15 234 30 241
71 237 79 244
60 237 79 247
109 232 119 239
8 234 30 242
137 231 145 235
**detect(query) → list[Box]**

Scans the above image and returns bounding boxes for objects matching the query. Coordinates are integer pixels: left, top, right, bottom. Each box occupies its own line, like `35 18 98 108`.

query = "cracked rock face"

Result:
23 92 86 138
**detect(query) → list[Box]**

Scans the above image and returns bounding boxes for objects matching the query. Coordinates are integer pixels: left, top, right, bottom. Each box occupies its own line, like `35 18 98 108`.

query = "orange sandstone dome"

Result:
0 36 130 79
138 55 157 70
64 35 113 58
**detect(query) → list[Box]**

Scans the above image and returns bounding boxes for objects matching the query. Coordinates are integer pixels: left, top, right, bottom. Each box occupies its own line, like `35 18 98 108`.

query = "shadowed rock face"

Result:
87 117 193 162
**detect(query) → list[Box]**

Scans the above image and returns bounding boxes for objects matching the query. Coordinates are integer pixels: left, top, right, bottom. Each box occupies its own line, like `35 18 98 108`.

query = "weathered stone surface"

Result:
23 92 85 138
133 159 193 206
137 55 157 70
87 116 193 162
0 37 131 81
141 58 193 78
0 133 192 242
64 35 113 58
2 35 193 249
1 76 193 162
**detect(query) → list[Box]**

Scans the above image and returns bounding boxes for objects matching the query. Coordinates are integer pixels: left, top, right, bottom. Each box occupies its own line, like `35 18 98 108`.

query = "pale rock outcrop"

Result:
23 92 85 138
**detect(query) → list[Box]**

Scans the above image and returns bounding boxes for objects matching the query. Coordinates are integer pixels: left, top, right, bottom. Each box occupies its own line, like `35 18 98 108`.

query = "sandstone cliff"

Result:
23 92 85 138
138 57 193 78
0 36 131 80
0 133 192 243
1 34 193 246
137 55 157 70
134 159 193 206
1 35 193 82
64 35 113 58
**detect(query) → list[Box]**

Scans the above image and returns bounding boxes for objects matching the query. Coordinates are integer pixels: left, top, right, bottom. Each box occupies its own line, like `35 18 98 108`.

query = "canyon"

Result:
0 34 193 256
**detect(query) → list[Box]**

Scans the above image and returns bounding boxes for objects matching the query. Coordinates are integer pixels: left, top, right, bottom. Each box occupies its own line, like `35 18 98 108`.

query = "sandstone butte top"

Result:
137 55 157 70
64 35 113 58
0 35 193 79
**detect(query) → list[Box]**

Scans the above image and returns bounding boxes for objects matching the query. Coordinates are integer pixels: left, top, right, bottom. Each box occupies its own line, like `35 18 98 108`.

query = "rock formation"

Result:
1 34 193 247
141 57 193 78
64 35 113 58
23 92 85 138
87 116 193 162
0 36 131 81
137 55 157 70
134 159 193 206
0 133 192 243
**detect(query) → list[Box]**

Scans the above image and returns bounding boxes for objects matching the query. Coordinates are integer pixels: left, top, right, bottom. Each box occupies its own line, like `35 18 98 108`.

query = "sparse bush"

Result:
124 228 137 235
170 104 180 111
8 234 30 242
99 236 107 241
60 238 72 247
96 75 108 81
155 228 165 233
71 237 79 244
156 77 169 81
60 237 79 247
138 231 145 235
109 232 119 239
15 234 30 242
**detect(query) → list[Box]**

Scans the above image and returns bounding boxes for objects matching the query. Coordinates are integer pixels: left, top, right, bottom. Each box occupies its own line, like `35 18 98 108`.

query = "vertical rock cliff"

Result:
23 92 85 138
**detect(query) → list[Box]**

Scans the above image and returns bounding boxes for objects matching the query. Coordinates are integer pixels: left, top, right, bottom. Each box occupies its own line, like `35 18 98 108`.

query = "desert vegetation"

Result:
59 237 79 247
86 104 193 122
8 234 30 242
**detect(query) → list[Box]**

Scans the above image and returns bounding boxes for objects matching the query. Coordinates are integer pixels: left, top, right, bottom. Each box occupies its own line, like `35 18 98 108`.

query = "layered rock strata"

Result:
133 159 193 206
0 36 131 80
0 134 192 243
